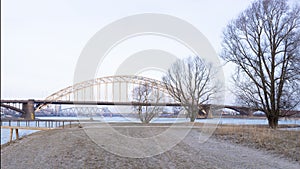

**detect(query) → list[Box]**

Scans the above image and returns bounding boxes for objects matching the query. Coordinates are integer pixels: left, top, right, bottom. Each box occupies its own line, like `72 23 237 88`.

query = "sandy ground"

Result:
1 124 299 169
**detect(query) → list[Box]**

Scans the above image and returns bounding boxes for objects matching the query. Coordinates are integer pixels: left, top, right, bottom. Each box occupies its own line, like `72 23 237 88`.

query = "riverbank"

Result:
213 124 300 162
2 117 299 145
1 123 299 169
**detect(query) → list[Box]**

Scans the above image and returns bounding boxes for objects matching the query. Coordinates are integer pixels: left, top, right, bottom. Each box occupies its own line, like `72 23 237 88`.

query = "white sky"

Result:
1 0 268 103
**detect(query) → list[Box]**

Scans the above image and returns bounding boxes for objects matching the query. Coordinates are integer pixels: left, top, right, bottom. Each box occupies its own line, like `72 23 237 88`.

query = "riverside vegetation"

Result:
213 124 300 162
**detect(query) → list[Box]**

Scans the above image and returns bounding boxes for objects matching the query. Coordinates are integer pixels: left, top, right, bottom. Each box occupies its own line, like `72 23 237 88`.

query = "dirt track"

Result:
1 125 299 169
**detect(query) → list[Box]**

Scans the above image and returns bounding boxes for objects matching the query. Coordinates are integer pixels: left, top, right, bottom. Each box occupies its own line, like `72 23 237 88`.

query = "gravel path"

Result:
1 125 299 169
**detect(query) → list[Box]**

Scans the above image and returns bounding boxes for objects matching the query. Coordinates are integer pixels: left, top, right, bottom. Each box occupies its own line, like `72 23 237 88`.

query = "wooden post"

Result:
9 128 13 142
16 129 19 140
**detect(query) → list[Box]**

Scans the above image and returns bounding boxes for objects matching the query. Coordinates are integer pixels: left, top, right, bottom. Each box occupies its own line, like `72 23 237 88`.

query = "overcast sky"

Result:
2 0 287 103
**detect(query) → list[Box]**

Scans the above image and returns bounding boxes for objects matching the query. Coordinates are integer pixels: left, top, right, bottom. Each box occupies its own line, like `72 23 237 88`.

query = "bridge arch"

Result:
223 106 257 116
36 75 177 111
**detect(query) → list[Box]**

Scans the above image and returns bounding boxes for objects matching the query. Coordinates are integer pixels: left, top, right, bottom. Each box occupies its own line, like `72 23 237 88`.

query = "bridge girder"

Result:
59 107 106 115
0 104 25 114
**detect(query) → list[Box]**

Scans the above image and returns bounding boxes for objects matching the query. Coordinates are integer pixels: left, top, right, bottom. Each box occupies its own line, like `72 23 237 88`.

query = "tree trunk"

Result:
190 111 196 122
267 115 278 129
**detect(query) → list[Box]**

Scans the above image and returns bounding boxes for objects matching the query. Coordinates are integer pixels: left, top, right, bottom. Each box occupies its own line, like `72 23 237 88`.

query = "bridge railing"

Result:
0 119 80 129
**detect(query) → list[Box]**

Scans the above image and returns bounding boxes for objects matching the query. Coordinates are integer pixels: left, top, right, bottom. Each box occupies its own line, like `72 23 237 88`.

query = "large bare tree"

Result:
132 83 162 123
221 0 300 128
162 56 220 122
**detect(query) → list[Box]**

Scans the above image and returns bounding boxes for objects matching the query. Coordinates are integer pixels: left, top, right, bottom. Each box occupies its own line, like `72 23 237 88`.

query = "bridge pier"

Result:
204 107 213 119
197 106 213 119
248 110 254 117
21 99 35 120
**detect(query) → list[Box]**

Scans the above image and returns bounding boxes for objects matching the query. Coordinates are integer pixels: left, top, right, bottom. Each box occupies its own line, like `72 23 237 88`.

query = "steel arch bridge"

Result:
35 75 177 112
4 75 297 119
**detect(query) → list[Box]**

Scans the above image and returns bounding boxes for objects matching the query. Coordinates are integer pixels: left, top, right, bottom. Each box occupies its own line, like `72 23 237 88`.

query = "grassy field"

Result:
213 124 300 162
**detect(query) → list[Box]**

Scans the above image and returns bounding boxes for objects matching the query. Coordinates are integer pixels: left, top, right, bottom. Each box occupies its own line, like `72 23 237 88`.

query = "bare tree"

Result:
172 106 183 116
162 56 220 122
221 0 300 128
132 83 163 123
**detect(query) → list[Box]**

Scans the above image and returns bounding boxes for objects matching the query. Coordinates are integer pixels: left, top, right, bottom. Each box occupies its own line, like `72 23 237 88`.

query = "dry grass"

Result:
213 124 300 162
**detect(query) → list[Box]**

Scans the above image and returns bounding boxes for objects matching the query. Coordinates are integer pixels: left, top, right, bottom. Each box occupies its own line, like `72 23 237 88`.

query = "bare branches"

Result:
163 56 220 122
132 83 162 123
222 0 300 128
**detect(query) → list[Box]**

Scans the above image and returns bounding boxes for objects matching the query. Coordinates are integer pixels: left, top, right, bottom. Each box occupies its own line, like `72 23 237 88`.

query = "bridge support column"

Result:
21 99 35 120
204 107 213 119
198 106 213 118
248 110 254 117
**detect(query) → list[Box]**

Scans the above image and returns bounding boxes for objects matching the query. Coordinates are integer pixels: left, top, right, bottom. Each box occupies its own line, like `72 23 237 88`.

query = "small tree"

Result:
221 0 300 128
172 106 183 116
132 83 162 123
162 56 220 122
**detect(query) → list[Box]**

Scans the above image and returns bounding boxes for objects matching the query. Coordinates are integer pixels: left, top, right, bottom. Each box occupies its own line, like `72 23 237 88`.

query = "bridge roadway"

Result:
2 99 299 120
0 99 184 106
1 99 260 119
1 99 257 109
